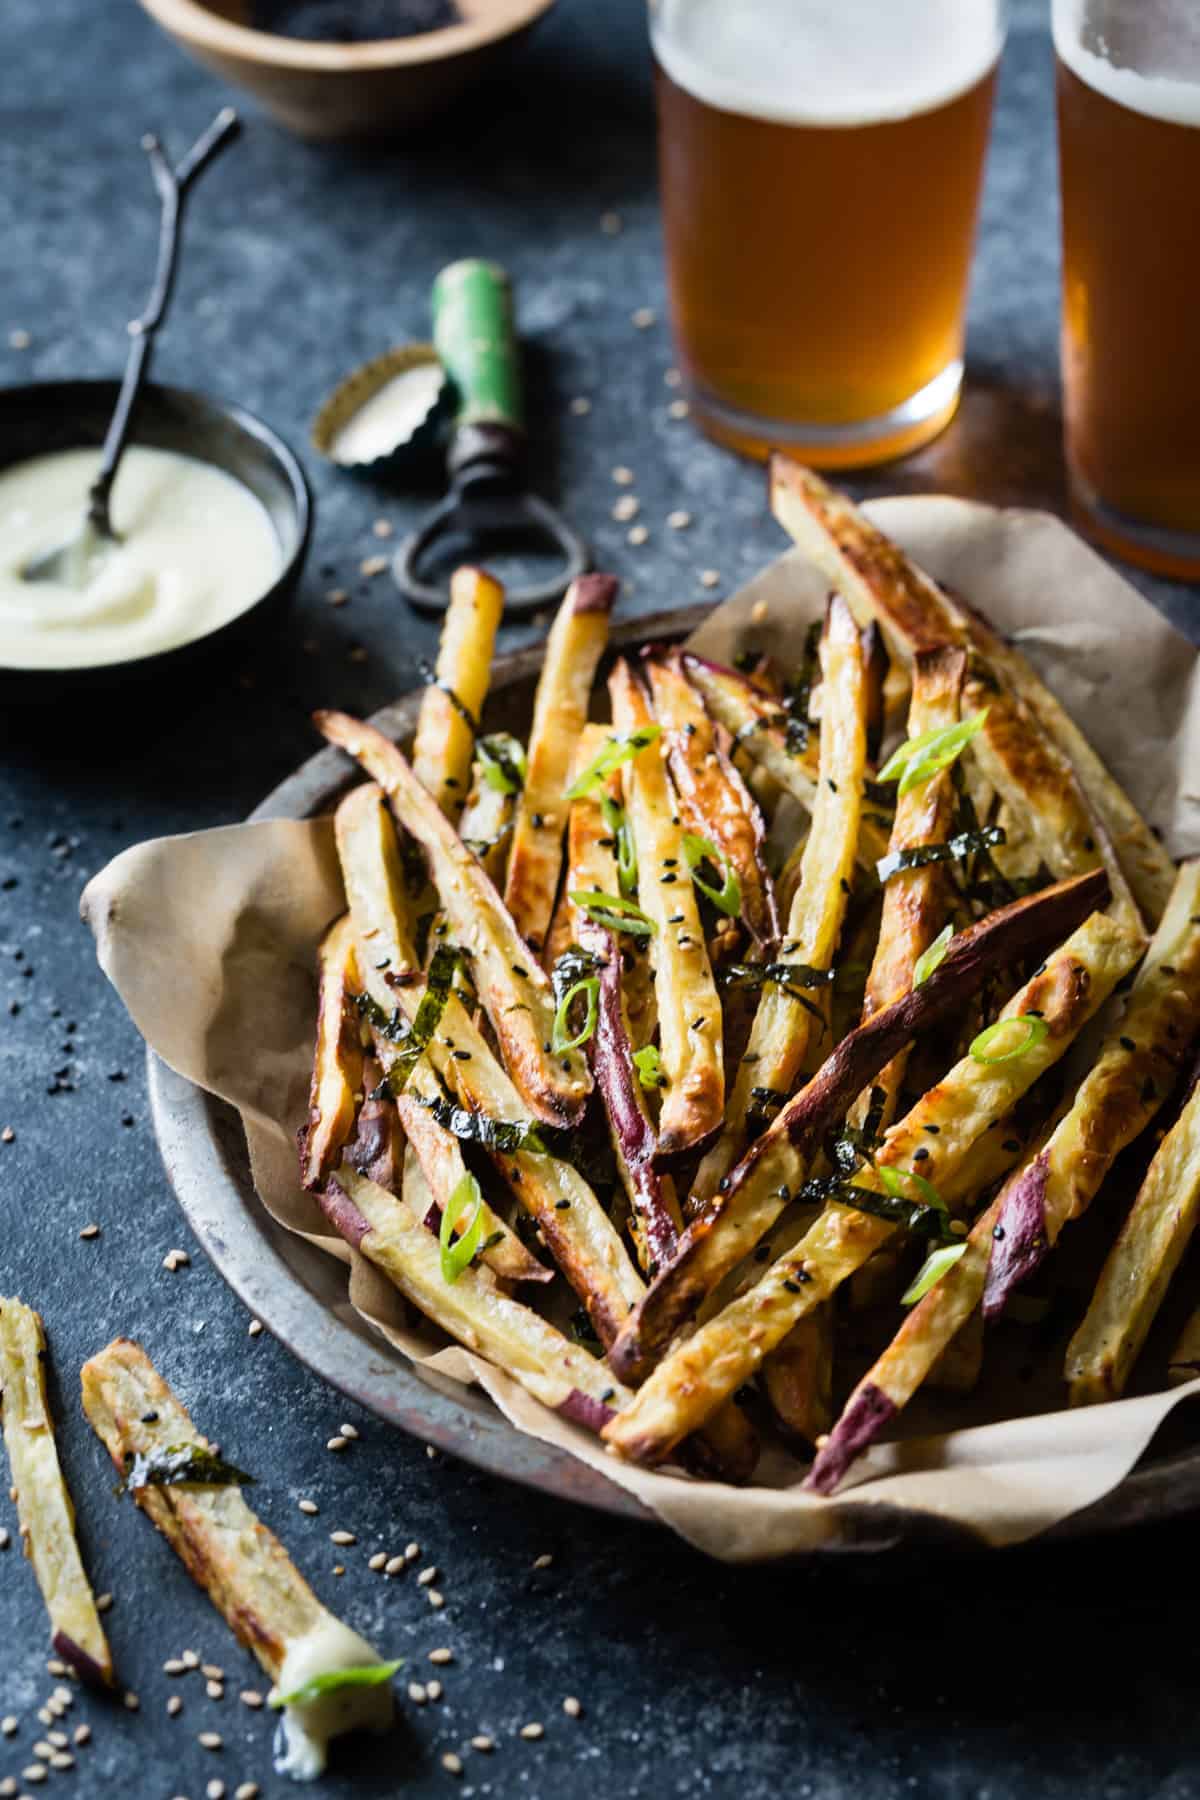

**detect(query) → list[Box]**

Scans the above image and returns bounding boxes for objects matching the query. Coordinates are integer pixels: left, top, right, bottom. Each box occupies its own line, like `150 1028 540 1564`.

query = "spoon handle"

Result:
87 107 240 538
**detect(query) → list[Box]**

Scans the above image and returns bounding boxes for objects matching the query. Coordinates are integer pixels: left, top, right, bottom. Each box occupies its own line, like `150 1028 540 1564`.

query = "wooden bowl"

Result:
134 0 558 139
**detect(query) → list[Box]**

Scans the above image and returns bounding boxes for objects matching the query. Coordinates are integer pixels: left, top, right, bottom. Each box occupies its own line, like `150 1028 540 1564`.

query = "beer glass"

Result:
1055 0 1200 579
651 0 1005 467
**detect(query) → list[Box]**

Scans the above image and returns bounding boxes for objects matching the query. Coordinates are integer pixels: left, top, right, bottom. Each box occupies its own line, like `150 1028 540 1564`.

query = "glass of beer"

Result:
1055 0 1200 579
650 0 1005 467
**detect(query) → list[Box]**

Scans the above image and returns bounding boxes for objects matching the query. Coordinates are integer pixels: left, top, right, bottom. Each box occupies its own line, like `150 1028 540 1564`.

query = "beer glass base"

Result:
1067 469 1200 582
684 359 964 469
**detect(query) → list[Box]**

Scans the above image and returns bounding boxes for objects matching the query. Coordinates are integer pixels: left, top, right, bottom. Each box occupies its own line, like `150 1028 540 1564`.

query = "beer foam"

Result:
651 0 1003 128
1053 21 1200 129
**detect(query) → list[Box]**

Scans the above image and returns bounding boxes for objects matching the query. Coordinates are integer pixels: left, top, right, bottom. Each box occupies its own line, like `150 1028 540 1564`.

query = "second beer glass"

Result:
652 0 1005 466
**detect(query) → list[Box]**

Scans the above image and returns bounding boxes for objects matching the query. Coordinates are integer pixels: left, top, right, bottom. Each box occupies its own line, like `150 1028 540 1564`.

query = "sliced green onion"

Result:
565 727 661 802
878 1163 947 1213
601 794 638 899
902 1243 967 1305
877 710 989 797
440 1172 485 1284
969 1015 1049 1064
270 1660 403 1709
552 977 600 1052
477 733 527 795
682 833 741 917
912 923 954 988
569 889 656 939
633 1044 666 1090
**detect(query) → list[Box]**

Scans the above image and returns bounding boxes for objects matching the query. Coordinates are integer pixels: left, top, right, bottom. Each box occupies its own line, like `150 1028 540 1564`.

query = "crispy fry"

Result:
458 757 514 886
0 1300 112 1687
762 1309 833 1450
1168 1304 1200 1387
411 565 504 817
299 913 364 1192
644 651 779 954
344 1055 403 1192
610 657 724 1158
694 597 866 1203
316 710 591 1127
1065 1059 1200 1404
608 868 1113 1387
504 574 616 951
604 902 1136 1462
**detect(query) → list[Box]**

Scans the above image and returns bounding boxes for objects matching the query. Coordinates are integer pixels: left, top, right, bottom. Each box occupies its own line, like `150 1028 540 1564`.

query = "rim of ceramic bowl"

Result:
136 0 557 72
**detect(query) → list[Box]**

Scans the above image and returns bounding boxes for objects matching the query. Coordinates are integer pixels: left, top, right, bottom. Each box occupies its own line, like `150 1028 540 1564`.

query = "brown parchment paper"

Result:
82 496 1200 1562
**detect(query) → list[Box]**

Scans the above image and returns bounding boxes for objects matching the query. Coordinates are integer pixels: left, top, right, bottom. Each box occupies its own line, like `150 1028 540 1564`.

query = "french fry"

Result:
604 900 1136 1462
458 757 515 886
769 457 1150 932
0 1300 112 1687
1065 1060 1200 1404
608 868 1114 1386
299 913 365 1192
411 565 504 817
762 1309 834 1450
693 597 866 1204
343 1055 403 1193
610 657 724 1158
503 574 616 951
644 651 779 955
316 710 591 1128
81 1339 393 1777
1168 1305 1200 1387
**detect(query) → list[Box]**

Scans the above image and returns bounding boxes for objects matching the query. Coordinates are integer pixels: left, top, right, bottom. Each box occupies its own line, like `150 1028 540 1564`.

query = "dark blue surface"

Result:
1 2 1198 1796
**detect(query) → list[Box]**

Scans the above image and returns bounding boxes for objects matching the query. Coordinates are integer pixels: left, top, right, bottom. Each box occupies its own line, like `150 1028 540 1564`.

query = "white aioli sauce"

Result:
270 1614 393 1782
0 445 282 670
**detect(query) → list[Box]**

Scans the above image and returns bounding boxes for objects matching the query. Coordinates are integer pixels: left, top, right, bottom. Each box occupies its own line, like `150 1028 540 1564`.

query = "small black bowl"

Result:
0 379 312 705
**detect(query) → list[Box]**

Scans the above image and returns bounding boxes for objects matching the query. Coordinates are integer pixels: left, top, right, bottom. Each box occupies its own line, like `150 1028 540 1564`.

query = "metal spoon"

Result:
22 107 240 588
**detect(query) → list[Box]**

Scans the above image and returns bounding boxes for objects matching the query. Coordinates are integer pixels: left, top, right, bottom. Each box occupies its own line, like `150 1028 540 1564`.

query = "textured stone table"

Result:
2 1 1198 1796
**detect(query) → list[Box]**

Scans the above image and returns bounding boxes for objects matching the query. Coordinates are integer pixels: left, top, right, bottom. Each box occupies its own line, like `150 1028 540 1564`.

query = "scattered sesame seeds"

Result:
372 519 394 539
699 568 720 588
600 210 622 235
407 1683 428 1706
429 1648 453 1665
520 1722 544 1741
78 1224 100 1240
325 588 349 607
182 1651 200 1669
235 1784 260 1800
326 1436 348 1453
206 1681 224 1701
427 1589 445 1609
123 1691 139 1712
332 1564 345 1577
628 524 649 546
96 1593 112 1613
72 1726 89 1748
338 1422 359 1440
568 396 591 416
206 1781 225 1800
201 1665 224 1682
330 1530 357 1546
1 1717 16 1736
426 1680 443 1702
563 1696 582 1718
471 1735 494 1753
611 465 634 486
36 1708 51 1726
667 509 691 530
0 1780 13 1798
32 1742 53 1760
668 398 690 420
442 1752 464 1776
50 1691 71 1712
0 1528 8 1549
239 1692 263 1711
48 1756 73 1773
1 1128 13 1144
298 1499 318 1515
664 366 682 388
532 1553 553 1570
359 555 388 578
612 494 639 522
405 1542 420 1561
417 1566 438 1586
248 1319 263 1338
164 1658 187 1676
384 1554 406 1576
20 1767 45 1785
8 329 31 351
632 308 656 329
44 1734 66 1751
368 1552 387 1571
162 1250 190 1272
198 1731 223 1751
167 1697 183 1718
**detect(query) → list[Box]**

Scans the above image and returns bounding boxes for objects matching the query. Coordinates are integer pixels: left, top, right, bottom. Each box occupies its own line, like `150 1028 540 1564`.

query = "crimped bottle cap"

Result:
311 342 451 470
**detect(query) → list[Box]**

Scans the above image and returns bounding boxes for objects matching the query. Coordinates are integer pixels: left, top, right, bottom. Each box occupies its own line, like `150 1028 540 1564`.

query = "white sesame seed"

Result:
239 1692 263 1711
45 1660 67 1679
427 1680 443 1701
568 396 591 416
668 398 690 420
332 1564 345 1577
172 1249 190 1266
235 1785 260 1800
471 1735 494 1753
0 1778 14 1798
405 1542 420 1561
78 1224 100 1240
32 1742 53 1760
563 1696 582 1718
206 1781 225 1800
339 1421 360 1439
520 1721 544 1740
611 466 634 486
532 1554 553 1570
664 367 682 388
36 1708 51 1726
51 1691 71 1711
326 588 349 607
198 1731 223 1750
427 1589 445 1609
384 1554 405 1575
95 1594 112 1613
206 1681 224 1700
167 1697 183 1717
426 1444 437 1460
0 1127 13 1144
667 510 692 531
372 520 394 540
627 525 649 546
699 569 721 589
9 330 31 351
600 211 622 235
20 1768 45 1785
164 1659 187 1676
123 1691 139 1712
441 1752 463 1776
368 1552 386 1571
632 308 656 329
202 1665 224 1682
45 1733 66 1749
182 1651 199 1669
360 556 388 578
162 1253 179 1271
48 1756 73 1772
417 1566 438 1586
72 1726 89 1747
248 1319 263 1338
1 1717 17 1736
330 1530 357 1546
429 1648 453 1665
0 1528 8 1549
407 1684 427 1706
612 495 639 523
326 1436 348 1452
298 1499 318 1515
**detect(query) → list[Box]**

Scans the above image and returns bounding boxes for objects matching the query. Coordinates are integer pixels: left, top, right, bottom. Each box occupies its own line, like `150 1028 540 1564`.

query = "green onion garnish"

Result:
477 733 527 795
601 794 638 899
552 977 600 1052
912 923 953 988
877 1164 946 1213
270 1660 403 1709
877 711 989 797
565 727 661 802
682 833 741 917
969 1015 1049 1064
569 889 656 939
902 1243 967 1305
440 1172 485 1284
633 1044 667 1090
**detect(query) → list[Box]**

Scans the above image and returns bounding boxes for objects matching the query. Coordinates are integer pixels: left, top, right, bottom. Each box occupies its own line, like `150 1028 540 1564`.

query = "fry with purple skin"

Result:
0 1299 113 1687
503 573 617 953
411 565 504 819
604 902 1136 1466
